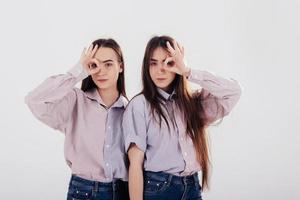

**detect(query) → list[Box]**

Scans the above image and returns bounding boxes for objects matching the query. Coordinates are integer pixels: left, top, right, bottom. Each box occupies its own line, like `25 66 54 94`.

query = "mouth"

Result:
97 79 109 82
157 78 167 81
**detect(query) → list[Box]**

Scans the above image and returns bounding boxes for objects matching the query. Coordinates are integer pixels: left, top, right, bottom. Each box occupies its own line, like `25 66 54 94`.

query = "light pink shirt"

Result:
25 63 128 182
122 69 242 176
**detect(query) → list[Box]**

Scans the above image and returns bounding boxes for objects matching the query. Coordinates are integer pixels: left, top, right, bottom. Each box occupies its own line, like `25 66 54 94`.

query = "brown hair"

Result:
141 35 219 190
81 38 126 98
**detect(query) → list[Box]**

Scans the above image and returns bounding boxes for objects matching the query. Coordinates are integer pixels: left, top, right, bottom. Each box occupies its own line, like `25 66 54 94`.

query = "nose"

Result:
158 63 166 73
96 68 106 76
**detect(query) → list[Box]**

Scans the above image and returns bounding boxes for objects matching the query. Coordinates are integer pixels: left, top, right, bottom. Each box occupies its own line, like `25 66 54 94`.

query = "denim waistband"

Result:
70 175 127 191
144 171 199 185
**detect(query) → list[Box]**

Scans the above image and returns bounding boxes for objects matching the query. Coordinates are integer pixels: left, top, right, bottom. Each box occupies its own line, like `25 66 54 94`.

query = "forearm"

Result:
24 63 88 130
129 164 144 200
25 62 88 105
187 68 242 99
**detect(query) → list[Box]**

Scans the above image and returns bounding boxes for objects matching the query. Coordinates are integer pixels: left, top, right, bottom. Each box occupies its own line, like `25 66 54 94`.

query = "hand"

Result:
163 41 191 77
80 44 100 75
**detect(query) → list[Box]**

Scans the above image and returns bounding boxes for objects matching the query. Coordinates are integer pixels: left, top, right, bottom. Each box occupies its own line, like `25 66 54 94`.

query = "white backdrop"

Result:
1 0 299 199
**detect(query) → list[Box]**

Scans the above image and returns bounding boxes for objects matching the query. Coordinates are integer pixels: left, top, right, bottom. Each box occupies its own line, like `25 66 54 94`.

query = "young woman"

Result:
122 35 242 200
25 39 130 200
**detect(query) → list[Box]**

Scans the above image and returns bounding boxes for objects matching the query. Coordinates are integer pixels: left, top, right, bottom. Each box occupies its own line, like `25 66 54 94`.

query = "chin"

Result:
96 84 110 90
155 84 171 91
154 81 170 88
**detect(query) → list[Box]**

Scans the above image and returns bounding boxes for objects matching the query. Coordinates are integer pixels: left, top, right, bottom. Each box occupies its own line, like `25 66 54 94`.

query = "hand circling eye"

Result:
166 61 175 67
89 63 98 69
80 44 99 74
162 40 190 76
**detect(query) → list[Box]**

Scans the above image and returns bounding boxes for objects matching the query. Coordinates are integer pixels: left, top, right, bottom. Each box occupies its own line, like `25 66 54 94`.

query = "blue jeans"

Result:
143 171 202 200
67 175 129 200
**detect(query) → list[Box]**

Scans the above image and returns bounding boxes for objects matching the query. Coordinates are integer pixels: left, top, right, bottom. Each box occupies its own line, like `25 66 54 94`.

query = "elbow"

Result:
24 93 33 106
24 92 45 119
236 81 243 98
128 144 145 170
24 89 40 106
231 78 243 98
24 93 35 111
229 80 243 104
222 83 243 116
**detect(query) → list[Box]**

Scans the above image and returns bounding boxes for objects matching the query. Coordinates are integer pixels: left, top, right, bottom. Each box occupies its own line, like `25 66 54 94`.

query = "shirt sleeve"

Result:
25 63 89 132
122 97 148 153
188 69 242 124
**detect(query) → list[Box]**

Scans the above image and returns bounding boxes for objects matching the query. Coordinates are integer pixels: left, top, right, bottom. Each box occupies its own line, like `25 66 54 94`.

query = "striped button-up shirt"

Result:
25 63 128 182
122 69 242 176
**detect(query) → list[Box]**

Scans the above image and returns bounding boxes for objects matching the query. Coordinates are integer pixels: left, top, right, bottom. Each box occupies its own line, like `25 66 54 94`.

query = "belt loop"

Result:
193 173 199 183
183 176 187 185
94 181 99 193
167 174 172 184
113 179 117 192
112 179 117 200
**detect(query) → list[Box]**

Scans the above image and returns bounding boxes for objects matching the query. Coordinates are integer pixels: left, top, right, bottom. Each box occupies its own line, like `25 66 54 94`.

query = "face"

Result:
91 47 123 91
149 47 176 92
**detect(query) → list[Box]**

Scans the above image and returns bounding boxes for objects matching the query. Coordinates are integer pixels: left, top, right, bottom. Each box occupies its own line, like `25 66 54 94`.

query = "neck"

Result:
161 85 173 94
97 86 120 108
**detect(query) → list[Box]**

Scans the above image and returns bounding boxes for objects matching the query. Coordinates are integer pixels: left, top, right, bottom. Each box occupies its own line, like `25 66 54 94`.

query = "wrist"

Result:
68 62 89 80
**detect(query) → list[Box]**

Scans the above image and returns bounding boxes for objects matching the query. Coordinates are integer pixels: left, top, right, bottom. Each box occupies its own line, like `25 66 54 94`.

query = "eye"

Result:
89 63 98 69
167 61 175 67
105 63 113 67
150 62 157 66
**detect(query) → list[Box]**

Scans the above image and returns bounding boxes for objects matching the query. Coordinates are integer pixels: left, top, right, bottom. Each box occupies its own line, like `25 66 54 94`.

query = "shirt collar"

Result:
157 88 177 103
85 88 127 108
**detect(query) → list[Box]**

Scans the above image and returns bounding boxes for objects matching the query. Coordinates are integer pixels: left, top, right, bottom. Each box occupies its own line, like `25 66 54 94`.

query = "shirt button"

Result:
106 145 110 148
106 163 109 166
180 137 184 141
108 126 111 129
184 152 187 156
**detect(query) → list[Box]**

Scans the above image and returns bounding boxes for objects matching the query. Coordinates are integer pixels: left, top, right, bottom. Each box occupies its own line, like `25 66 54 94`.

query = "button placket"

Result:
103 110 113 180
174 107 193 172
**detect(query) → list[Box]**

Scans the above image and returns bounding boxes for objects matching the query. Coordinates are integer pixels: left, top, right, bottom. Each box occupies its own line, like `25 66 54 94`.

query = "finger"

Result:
87 58 100 69
177 45 184 57
174 41 181 52
87 60 99 75
90 58 100 66
86 44 94 56
163 64 177 73
89 59 101 74
177 43 183 53
163 57 177 71
181 46 185 56
91 44 98 58
81 47 87 58
166 41 176 55
163 57 174 66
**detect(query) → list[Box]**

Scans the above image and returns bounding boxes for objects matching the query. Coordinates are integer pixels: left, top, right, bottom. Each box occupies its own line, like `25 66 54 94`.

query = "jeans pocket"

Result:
144 176 169 194
67 185 92 200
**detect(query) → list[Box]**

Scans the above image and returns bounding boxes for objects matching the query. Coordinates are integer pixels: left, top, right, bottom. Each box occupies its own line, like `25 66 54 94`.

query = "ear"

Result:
119 62 124 73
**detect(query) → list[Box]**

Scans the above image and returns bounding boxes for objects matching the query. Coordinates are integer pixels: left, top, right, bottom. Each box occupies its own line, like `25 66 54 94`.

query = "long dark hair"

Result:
81 38 126 97
141 35 217 190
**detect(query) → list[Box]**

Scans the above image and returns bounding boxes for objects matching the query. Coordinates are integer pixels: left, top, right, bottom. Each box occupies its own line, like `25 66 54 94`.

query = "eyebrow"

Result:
102 59 114 63
150 58 167 62
95 58 114 63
